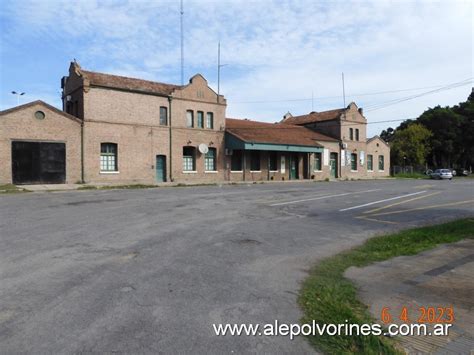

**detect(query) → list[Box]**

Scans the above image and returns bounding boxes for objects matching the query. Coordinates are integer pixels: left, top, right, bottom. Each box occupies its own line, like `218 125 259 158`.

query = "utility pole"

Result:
180 0 184 85
342 72 346 107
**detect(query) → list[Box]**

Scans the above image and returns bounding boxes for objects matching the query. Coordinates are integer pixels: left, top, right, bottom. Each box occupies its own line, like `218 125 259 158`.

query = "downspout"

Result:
242 151 246 181
81 121 85 183
168 96 173 182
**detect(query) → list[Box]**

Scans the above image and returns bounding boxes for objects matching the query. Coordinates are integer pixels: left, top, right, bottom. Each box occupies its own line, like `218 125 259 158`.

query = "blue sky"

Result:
0 0 472 136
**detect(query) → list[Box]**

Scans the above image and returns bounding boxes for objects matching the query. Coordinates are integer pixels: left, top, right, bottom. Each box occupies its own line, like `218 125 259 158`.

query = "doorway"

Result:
330 152 338 178
12 141 66 184
156 155 167 183
289 154 298 180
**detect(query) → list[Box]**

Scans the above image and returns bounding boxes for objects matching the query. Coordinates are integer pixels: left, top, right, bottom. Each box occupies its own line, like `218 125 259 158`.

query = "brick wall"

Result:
0 103 82 184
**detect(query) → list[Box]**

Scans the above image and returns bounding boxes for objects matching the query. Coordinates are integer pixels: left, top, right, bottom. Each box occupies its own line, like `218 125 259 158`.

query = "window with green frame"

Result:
205 148 216 171
183 146 196 171
351 153 357 171
100 143 118 171
367 154 373 171
314 152 322 171
197 111 204 128
186 110 194 128
159 106 167 125
206 112 214 129
378 155 384 170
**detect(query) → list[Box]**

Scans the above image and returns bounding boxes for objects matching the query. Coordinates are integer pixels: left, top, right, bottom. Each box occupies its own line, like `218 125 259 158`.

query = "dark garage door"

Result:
12 141 66 184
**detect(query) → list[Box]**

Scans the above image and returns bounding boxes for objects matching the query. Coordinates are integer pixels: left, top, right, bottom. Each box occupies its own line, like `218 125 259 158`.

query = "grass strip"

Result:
298 218 474 354
0 184 30 194
392 173 429 179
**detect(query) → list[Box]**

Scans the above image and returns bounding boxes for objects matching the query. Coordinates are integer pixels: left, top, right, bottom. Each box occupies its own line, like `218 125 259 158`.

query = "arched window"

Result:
100 143 118 171
205 148 217 171
183 146 196 171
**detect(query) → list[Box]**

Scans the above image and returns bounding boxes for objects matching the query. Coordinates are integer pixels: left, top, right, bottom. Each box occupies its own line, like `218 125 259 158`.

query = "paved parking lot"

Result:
1 179 473 353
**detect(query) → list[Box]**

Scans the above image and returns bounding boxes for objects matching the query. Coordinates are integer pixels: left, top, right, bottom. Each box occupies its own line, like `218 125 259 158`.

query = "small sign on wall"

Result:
360 151 365 165
341 149 345 166
281 156 286 173
323 148 329 166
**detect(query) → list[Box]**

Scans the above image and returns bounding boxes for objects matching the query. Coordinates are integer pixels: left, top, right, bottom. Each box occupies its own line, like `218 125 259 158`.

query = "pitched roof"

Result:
367 135 390 147
281 108 345 125
0 100 82 123
80 69 183 96
226 118 337 147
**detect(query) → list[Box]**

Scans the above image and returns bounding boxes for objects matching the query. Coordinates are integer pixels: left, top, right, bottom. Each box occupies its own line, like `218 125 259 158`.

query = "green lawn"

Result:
298 218 474 354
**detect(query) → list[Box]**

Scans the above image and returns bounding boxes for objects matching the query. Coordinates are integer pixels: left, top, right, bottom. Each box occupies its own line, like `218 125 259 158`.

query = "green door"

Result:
156 155 166 182
330 153 337 178
290 155 297 180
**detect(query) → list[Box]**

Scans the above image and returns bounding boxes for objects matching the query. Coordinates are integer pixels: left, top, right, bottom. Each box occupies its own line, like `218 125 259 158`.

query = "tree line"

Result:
380 89 474 171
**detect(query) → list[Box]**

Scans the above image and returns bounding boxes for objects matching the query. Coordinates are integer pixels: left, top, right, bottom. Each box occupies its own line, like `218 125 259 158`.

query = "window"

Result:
367 154 373 171
183 146 196 171
269 152 278 171
197 111 204 128
355 128 359 141
205 148 217 171
206 112 214 129
186 110 194 128
231 150 243 171
314 152 322 171
351 153 357 171
160 106 168 125
378 155 385 171
100 143 118 172
349 128 354 140
250 151 260 171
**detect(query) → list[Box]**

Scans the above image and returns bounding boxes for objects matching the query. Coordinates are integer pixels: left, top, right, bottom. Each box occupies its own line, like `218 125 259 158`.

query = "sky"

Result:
0 0 472 136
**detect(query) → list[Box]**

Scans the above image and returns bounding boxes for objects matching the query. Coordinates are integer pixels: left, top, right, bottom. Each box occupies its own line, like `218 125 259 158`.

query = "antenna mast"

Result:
217 41 221 99
180 0 184 85
342 72 346 107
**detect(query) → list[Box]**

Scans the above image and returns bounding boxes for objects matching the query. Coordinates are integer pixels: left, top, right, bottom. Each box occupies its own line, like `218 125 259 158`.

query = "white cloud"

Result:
2 0 472 135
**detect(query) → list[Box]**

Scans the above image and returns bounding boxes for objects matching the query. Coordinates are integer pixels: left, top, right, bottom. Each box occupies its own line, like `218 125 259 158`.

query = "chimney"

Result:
358 108 363 115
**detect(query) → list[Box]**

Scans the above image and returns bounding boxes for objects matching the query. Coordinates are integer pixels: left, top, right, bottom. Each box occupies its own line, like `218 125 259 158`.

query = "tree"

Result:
390 123 432 167
418 106 464 167
452 89 474 169
380 127 395 142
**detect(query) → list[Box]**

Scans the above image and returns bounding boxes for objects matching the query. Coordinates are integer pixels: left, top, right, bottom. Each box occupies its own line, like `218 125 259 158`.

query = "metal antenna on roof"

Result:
342 72 346 107
217 41 228 103
311 91 314 111
180 0 184 85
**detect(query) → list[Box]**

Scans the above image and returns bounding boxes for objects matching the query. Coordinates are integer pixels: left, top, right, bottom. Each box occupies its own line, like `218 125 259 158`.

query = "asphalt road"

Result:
1 179 473 353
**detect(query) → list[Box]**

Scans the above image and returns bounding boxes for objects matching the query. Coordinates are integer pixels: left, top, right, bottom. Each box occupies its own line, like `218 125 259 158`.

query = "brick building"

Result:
0 62 389 185
281 102 390 179
61 61 226 184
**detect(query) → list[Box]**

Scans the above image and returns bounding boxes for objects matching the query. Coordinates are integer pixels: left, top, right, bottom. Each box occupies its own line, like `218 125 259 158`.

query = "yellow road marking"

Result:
355 216 399 225
370 199 474 217
364 191 441 214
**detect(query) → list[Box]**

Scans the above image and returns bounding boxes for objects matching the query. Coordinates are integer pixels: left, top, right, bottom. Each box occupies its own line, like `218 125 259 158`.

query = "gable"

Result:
174 74 225 103
0 100 81 124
